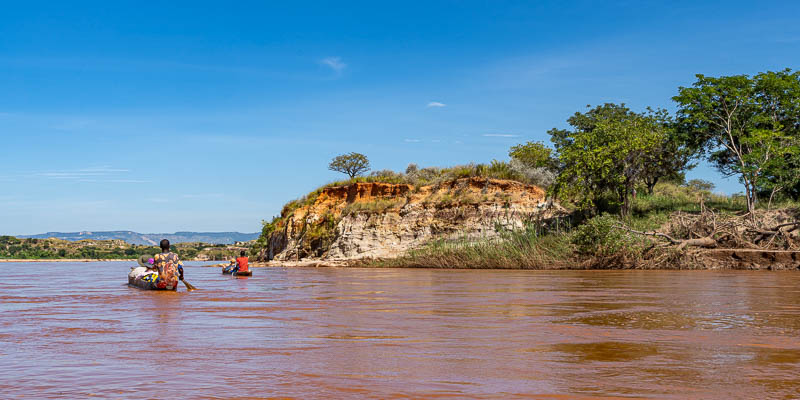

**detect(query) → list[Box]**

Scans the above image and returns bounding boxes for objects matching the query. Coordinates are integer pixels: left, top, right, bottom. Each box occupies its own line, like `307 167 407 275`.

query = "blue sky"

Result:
1 1 799 234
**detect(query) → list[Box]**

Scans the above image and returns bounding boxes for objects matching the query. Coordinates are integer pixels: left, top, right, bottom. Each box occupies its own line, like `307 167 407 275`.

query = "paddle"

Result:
181 277 197 291
178 265 196 291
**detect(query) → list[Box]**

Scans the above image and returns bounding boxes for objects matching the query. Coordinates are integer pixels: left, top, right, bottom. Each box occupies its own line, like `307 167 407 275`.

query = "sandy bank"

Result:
251 260 349 268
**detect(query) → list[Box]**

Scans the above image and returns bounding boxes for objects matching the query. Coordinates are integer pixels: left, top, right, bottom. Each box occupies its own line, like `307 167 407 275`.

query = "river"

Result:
1 262 799 399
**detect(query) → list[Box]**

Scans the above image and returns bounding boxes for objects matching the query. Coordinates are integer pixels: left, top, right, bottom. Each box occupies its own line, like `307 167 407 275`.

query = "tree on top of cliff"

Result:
329 152 371 179
509 141 555 169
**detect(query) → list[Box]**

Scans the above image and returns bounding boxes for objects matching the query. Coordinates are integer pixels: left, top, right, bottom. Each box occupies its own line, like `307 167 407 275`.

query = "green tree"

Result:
508 141 554 168
551 104 672 216
687 179 715 192
328 152 371 179
638 108 694 194
673 69 800 213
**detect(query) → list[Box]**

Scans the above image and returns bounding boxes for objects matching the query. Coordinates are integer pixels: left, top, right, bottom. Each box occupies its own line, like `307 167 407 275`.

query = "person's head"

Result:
240 250 246 257
160 239 170 252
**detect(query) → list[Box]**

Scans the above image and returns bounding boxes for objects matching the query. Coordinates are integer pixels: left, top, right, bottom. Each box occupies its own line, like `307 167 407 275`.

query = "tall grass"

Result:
631 182 746 216
371 224 575 269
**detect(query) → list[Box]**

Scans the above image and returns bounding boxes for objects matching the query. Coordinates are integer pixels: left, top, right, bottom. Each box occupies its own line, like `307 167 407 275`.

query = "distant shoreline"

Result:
0 258 228 263
0 258 136 263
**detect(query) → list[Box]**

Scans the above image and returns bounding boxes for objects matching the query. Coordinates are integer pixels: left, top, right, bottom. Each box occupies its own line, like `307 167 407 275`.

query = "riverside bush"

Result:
571 214 634 256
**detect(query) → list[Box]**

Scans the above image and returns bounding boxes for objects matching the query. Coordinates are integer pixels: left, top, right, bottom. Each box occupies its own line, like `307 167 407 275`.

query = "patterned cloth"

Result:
153 252 183 290
223 263 238 274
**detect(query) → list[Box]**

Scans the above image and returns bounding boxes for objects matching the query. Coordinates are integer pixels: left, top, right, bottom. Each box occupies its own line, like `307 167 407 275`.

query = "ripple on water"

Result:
1 263 800 399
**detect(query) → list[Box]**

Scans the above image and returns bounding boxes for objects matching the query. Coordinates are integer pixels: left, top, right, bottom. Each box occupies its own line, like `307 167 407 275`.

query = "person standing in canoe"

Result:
152 239 184 290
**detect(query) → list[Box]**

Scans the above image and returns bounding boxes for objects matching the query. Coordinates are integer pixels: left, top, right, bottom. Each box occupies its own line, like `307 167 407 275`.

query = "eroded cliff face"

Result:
260 177 564 261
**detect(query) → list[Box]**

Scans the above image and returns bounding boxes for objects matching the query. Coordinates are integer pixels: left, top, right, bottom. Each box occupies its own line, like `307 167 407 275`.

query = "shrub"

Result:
281 199 302 217
686 179 715 192
368 169 407 184
571 214 636 256
509 159 556 188
509 140 554 168
485 160 519 180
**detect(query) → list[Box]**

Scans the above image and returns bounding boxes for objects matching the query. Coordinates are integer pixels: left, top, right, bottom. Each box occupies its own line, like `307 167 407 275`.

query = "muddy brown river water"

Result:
1 262 799 399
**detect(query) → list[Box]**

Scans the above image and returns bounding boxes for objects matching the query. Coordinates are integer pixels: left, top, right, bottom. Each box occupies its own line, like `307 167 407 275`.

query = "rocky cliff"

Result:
259 177 565 262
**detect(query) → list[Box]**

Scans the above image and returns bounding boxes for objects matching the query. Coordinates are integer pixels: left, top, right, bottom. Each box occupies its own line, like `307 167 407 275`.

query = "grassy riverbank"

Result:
365 183 800 269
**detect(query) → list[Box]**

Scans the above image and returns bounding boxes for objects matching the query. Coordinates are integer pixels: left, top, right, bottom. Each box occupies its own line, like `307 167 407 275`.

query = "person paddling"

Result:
222 250 249 274
152 239 184 290
235 250 249 274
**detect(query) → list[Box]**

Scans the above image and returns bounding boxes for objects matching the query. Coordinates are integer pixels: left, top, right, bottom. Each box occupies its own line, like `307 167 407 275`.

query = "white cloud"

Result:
482 133 520 138
181 193 226 199
320 56 346 73
404 139 422 143
39 166 130 179
426 101 446 108
33 166 146 184
108 179 150 184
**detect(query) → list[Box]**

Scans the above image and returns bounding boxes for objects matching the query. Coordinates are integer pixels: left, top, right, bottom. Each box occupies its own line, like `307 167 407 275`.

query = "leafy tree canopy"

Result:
551 104 683 216
673 69 800 212
328 152 371 179
509 141 554 168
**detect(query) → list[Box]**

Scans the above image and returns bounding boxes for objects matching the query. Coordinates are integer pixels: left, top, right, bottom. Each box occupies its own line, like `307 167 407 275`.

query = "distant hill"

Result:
17 231 259 245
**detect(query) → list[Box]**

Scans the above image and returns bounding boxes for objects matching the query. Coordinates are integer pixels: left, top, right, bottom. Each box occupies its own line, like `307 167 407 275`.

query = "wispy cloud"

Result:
427 101 446 108
403 139 422 143
32 166 149 184
320 56 346 74
109 179 150 184
181 193 226 199
53 118 95 131
482 133 520 138
38 166 130 180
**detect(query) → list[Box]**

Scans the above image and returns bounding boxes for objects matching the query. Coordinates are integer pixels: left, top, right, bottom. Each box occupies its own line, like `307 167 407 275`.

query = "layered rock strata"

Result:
261 177 565 261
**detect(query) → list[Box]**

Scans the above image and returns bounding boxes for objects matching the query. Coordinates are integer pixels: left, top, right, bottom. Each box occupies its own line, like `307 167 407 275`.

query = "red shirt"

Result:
236 256 249 272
